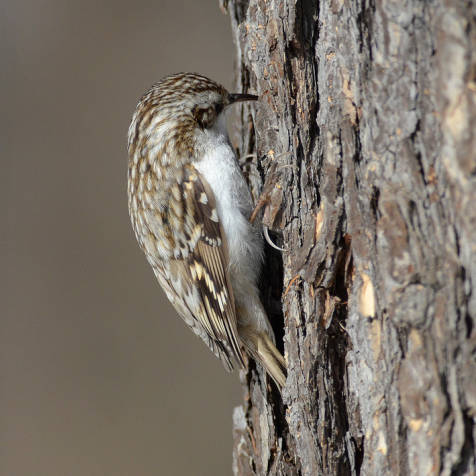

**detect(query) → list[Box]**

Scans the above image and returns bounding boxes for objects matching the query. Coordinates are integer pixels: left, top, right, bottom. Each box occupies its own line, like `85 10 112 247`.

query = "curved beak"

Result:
228 93 259 104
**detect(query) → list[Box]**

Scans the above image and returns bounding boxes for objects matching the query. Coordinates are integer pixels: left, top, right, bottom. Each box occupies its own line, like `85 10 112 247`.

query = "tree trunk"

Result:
222 0 476 474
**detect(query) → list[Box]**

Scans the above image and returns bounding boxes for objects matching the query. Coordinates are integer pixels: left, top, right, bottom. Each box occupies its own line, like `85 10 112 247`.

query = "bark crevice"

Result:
226 0 476 474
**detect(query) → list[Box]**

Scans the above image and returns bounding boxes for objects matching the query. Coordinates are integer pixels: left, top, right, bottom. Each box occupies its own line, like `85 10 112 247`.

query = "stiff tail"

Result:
240 327 287 390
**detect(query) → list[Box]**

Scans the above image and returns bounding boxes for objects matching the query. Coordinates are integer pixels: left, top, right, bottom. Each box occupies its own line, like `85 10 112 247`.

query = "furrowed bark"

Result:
223 0 476 474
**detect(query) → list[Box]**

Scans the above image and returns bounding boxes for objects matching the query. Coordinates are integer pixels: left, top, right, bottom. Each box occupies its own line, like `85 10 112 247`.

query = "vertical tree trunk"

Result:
222 0 476 474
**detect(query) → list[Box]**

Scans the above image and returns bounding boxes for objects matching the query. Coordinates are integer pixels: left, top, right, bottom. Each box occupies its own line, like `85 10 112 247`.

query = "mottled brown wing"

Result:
145 164 245 371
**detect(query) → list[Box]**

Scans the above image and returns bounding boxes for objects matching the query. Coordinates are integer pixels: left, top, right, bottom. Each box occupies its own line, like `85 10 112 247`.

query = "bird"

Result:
127 72 286 390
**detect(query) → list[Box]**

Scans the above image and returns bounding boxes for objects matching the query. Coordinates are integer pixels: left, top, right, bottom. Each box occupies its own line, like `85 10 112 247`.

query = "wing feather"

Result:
142 163 245 370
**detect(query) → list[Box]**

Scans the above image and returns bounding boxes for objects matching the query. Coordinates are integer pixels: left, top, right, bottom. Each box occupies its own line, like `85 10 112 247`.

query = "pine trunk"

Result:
223 0 476 474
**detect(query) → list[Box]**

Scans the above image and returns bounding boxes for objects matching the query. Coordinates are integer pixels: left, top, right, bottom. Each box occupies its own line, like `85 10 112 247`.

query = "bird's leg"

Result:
249 190 271 224
249 187 285 252
249 160 284 227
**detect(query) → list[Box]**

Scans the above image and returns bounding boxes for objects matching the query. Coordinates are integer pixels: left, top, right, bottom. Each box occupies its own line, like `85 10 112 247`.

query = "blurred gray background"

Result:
1 1 242 475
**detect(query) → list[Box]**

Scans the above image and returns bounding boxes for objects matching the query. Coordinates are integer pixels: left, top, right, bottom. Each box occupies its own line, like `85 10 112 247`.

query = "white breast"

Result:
194 121 263 284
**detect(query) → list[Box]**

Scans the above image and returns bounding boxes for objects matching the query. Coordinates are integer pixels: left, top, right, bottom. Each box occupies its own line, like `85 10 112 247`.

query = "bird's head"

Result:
129 73 257 146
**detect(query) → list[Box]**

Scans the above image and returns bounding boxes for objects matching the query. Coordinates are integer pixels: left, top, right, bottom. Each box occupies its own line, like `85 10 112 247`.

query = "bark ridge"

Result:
224 1 476 474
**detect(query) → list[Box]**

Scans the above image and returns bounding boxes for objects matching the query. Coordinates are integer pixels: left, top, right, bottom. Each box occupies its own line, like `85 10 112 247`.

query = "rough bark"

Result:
222 0 476 475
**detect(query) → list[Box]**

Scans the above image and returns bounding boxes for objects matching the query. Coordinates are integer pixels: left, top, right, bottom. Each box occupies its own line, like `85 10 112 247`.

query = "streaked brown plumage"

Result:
127 73 286 389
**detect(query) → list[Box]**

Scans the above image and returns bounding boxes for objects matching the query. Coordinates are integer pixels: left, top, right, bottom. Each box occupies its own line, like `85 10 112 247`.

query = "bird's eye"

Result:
215 102 224 115
192 105 217 129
